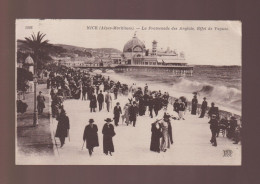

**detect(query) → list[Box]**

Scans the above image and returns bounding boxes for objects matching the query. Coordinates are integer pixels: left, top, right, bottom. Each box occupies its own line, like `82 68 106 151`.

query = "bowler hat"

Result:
39 91 42 93
89 119 94 123
203 97 206 99
116 102 120 105
104 118 113 122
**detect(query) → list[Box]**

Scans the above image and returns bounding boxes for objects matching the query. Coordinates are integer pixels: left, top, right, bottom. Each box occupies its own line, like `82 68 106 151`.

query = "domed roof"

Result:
123 34 146 52
24 55 34 65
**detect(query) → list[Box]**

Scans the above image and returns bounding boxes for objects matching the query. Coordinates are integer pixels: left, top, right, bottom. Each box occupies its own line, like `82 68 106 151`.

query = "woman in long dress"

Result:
150 120 162 153
160 114 173 152
102 118 116 156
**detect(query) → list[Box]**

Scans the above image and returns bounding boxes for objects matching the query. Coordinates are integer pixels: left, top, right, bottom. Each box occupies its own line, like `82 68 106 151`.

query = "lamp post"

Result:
33 58 38 126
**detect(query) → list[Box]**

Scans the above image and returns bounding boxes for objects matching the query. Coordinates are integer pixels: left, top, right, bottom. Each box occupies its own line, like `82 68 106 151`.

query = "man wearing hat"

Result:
199 97 208 118
55 109 70 148
208 114 218 146
129 101 139 127
102 118 116 156
97 90 104 111
83 119 99 156
37 91 45 115
208 102 219 120
113 102 122 126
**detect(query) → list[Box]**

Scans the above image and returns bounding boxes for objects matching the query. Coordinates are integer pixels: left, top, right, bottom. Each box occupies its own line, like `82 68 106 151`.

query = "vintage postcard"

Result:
16 19 241 165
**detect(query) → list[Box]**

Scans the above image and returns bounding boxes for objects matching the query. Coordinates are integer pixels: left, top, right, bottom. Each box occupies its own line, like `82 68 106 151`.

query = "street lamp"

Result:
33 57 38 126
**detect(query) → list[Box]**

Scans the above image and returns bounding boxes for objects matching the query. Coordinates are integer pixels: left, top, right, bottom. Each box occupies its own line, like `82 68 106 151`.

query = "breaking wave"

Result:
173 78 241 113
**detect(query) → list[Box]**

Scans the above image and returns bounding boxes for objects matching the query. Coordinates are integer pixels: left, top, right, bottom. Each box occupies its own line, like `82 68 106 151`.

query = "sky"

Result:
16 19 241 66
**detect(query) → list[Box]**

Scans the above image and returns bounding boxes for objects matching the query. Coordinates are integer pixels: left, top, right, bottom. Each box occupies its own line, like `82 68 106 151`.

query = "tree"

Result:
19 32 52 71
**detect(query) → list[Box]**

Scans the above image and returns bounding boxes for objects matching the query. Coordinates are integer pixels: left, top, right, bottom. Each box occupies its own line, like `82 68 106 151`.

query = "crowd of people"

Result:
36 64 241 156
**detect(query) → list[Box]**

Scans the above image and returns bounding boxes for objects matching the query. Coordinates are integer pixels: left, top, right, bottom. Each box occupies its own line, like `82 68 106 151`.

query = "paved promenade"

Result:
16 84 54 161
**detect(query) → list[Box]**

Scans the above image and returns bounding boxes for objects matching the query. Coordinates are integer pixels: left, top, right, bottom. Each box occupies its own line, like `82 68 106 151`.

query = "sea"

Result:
100 65 242 115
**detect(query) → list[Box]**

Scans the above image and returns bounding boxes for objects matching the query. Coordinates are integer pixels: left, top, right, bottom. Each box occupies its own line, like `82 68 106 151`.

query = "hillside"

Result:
17 40 122 58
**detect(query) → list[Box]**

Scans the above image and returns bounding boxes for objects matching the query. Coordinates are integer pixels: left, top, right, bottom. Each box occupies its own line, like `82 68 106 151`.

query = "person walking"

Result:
89 93 97 112
105 91 112 112
150 119 162 153
55 110 70 148
82 85 87 100
102 118 116 156
122 103 130 125
160 114 173 152
199 97 208 118
83 119 99 156
97 90 104 111
129 101 139 127
148 95 154 118
178 100 185 120
37 91 45 115
191 95 198 115
208 114 218 146
113 102 122 126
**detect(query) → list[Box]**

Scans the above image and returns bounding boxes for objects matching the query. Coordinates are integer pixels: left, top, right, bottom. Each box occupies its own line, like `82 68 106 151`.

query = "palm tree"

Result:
20 31 52 71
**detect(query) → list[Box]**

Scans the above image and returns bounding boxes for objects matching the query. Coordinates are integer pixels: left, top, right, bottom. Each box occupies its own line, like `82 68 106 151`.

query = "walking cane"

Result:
81 140 85 150
68 130 70 142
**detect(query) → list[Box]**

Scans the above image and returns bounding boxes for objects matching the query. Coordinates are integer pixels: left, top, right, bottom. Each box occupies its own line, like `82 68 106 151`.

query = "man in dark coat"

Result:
37 91 45 115
102 118 116 156
150 120 162 153
97 90 104 111
129 101 139 127
113 102 122 126
191 95 198 115
208 114 218 146
148 95 154 118
89 93 97 112
154 96 161 117
199 97 208 118
55 110 70 147
208 102 219 120
83 119 99 156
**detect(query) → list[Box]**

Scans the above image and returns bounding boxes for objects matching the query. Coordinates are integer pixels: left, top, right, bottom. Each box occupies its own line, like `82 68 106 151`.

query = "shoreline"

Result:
94 71 241 119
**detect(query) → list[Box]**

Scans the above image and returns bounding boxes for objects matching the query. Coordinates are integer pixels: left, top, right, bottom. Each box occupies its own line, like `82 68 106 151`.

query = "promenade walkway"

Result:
16 84 54 162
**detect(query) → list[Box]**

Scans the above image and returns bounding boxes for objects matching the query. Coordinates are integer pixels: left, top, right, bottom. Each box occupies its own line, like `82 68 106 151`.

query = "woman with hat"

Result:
150 119 162 153
83 119 99 156
55 109 70 148
113 102 122 126
102 118 116 156
160 113 173 152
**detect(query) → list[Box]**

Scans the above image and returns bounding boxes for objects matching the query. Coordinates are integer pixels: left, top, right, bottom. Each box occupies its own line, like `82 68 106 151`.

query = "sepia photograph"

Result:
15 19 241 165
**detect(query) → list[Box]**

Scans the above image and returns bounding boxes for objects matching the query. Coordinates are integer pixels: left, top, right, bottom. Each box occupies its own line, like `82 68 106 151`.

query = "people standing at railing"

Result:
191 95 198 115
199 97 208 118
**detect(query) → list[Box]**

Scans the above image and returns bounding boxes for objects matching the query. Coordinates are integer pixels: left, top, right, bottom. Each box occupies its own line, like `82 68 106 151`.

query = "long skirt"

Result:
160 131 170 151
103 135 114 153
